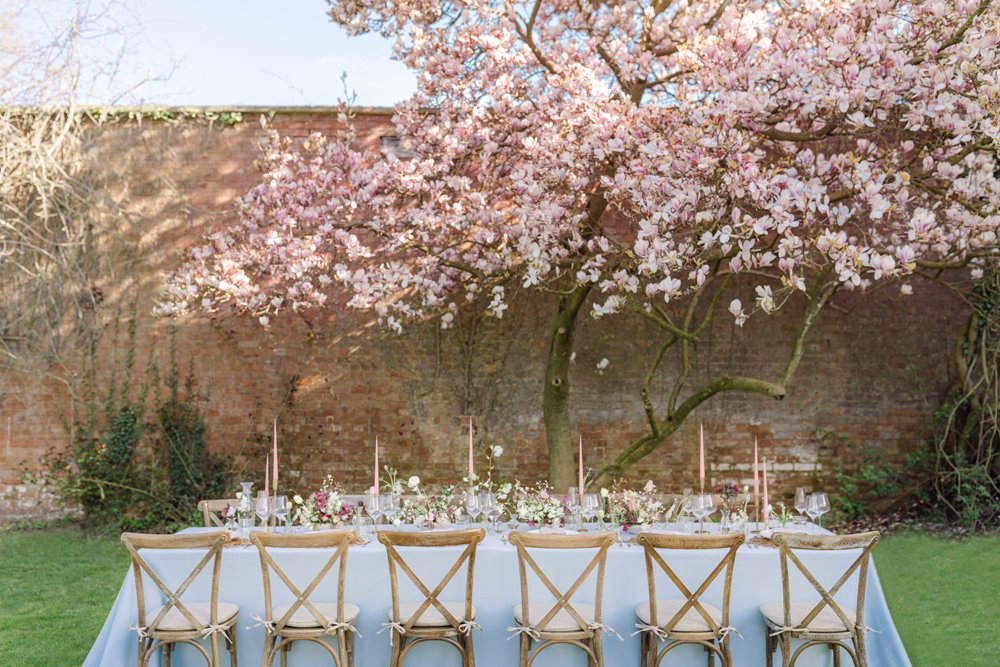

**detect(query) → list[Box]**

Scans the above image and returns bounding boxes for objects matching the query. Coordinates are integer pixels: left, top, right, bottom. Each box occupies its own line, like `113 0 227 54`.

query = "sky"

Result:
20 0 417 107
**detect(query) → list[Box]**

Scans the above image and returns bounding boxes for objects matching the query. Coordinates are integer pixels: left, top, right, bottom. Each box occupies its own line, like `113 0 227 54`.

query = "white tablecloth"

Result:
84 525 910 666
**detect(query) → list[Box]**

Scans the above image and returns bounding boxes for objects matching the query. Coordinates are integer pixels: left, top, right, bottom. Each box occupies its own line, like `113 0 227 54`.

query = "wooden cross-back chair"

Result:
198 499 236 528
761 531 881 667
120 531 239 667
378 528 486 667
634 532 745 667
507 531 617 667
250 530 360 667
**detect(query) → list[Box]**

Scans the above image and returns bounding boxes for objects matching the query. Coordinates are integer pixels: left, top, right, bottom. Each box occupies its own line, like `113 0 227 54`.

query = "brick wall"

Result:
0 109 967 521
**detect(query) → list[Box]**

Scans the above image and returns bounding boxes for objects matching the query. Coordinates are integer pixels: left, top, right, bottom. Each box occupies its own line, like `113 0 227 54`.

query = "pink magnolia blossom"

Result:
158 0 999 333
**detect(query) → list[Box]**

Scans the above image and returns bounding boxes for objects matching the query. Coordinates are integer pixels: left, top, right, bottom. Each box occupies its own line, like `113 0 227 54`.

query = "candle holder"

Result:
751 495 761 534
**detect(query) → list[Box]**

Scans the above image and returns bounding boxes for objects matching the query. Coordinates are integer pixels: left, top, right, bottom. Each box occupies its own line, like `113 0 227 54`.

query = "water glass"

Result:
272 495 289 532
692 493 715 533
255 491 271 529
480 493 498 533
465 489 482 527
364 490 383 527
795 487 809 517
353 515 374 544
807 492 831 527
582 493 600 531
380 494 399 529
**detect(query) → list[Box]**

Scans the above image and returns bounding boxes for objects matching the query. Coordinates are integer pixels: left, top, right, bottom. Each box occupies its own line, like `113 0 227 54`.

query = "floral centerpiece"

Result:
400 478 463 528
293 475 355 529
511 482 566 526
603 481 664 529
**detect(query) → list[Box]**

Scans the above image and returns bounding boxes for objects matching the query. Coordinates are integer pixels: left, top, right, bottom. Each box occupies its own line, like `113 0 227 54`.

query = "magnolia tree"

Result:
160 0 1000 488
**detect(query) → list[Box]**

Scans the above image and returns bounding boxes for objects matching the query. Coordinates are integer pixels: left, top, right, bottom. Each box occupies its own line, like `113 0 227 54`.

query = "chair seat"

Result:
393 601 475 627
146 602 239 632
759 602 857 634
273 601 361 628
513 603 596 632
635 600 723 633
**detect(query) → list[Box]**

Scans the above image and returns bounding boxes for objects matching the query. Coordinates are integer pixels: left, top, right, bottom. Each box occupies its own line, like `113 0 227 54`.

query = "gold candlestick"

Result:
752 495 761 534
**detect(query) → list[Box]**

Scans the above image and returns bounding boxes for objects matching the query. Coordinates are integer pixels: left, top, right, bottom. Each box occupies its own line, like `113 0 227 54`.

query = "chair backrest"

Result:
635 532 744 633
250 530 354 633
508 531 616 633
121 531 229 634
378 529 485 633
771 532 881 634
198 499 236 528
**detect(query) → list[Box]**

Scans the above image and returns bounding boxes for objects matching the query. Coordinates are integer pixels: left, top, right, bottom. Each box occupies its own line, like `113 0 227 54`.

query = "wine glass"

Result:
567 488 581 530
465 489 482 528
692 493 715 534
272 495 289 533
380 494 399 529
221 503 237 533
807 492 831 528
582 493 600 531
364 490 383 528
255 491 271 531
795 487 809 515
480 492 498 533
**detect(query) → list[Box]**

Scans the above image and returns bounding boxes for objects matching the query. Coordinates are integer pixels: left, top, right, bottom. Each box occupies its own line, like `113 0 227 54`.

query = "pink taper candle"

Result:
578 435 584 496
373 436 380 496
264 453 270 499
762 457 770 510
699 423 705 481
753 437 759 497
468 417 474 479
272 418 278 491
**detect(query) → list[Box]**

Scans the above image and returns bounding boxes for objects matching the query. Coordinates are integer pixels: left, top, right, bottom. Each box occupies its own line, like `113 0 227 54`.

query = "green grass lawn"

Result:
874 532 1000 667
0 528 997 665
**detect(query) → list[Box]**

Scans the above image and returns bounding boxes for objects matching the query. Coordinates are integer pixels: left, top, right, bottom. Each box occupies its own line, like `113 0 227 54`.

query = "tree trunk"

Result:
543 284 592 489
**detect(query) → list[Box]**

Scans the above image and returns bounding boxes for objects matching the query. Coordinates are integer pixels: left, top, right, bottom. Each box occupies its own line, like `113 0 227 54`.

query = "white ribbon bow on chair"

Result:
378 621 406 643
717 625 743 641
631 622 669 640
128 624 149 640
458 620 484 635
505 625 541 641
199 624 233 645
246 613 276 635
589 622 624 641
322 621 364 638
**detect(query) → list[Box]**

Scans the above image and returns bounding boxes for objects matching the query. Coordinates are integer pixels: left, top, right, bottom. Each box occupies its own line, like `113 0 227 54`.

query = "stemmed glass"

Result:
582 494 600 531
364 490 383 529
380 494 400 529
692 493 715 534
480 492 498 533
255 491 271 531
807 492 831 528
465 489 482 528
272 495 289 533
795 487 809 516
567 488 581 531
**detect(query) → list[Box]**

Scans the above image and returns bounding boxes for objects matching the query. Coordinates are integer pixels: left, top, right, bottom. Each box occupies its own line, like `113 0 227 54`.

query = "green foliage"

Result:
823 428 932 523
31 304 232 532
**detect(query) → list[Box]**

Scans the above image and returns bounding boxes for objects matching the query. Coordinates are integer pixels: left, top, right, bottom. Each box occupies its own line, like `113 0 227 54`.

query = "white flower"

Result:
491 444 504 458
293 494 304 505
600 487 609 498
596 358 610 370
900 283 913 296
407 476 421 490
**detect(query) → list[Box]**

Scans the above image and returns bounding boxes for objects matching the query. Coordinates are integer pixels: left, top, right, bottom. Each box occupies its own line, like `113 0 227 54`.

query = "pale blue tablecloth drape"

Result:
84 525 910 666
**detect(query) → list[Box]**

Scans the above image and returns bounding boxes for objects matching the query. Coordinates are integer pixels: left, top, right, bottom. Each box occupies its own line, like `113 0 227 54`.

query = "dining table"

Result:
84 522 910 666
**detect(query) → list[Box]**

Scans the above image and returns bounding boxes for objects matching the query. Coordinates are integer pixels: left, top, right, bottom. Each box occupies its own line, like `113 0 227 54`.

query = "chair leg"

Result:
280 639 291 667
163 642 172 667
706 641 715 667
831 643 841 667
389 632 401 667
722 637 733 667
780 635 792 667
518 634 529 667
228 626 238 667
594 633 605 667
465 632 477 667
262 636 274 667
854 634 869 667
